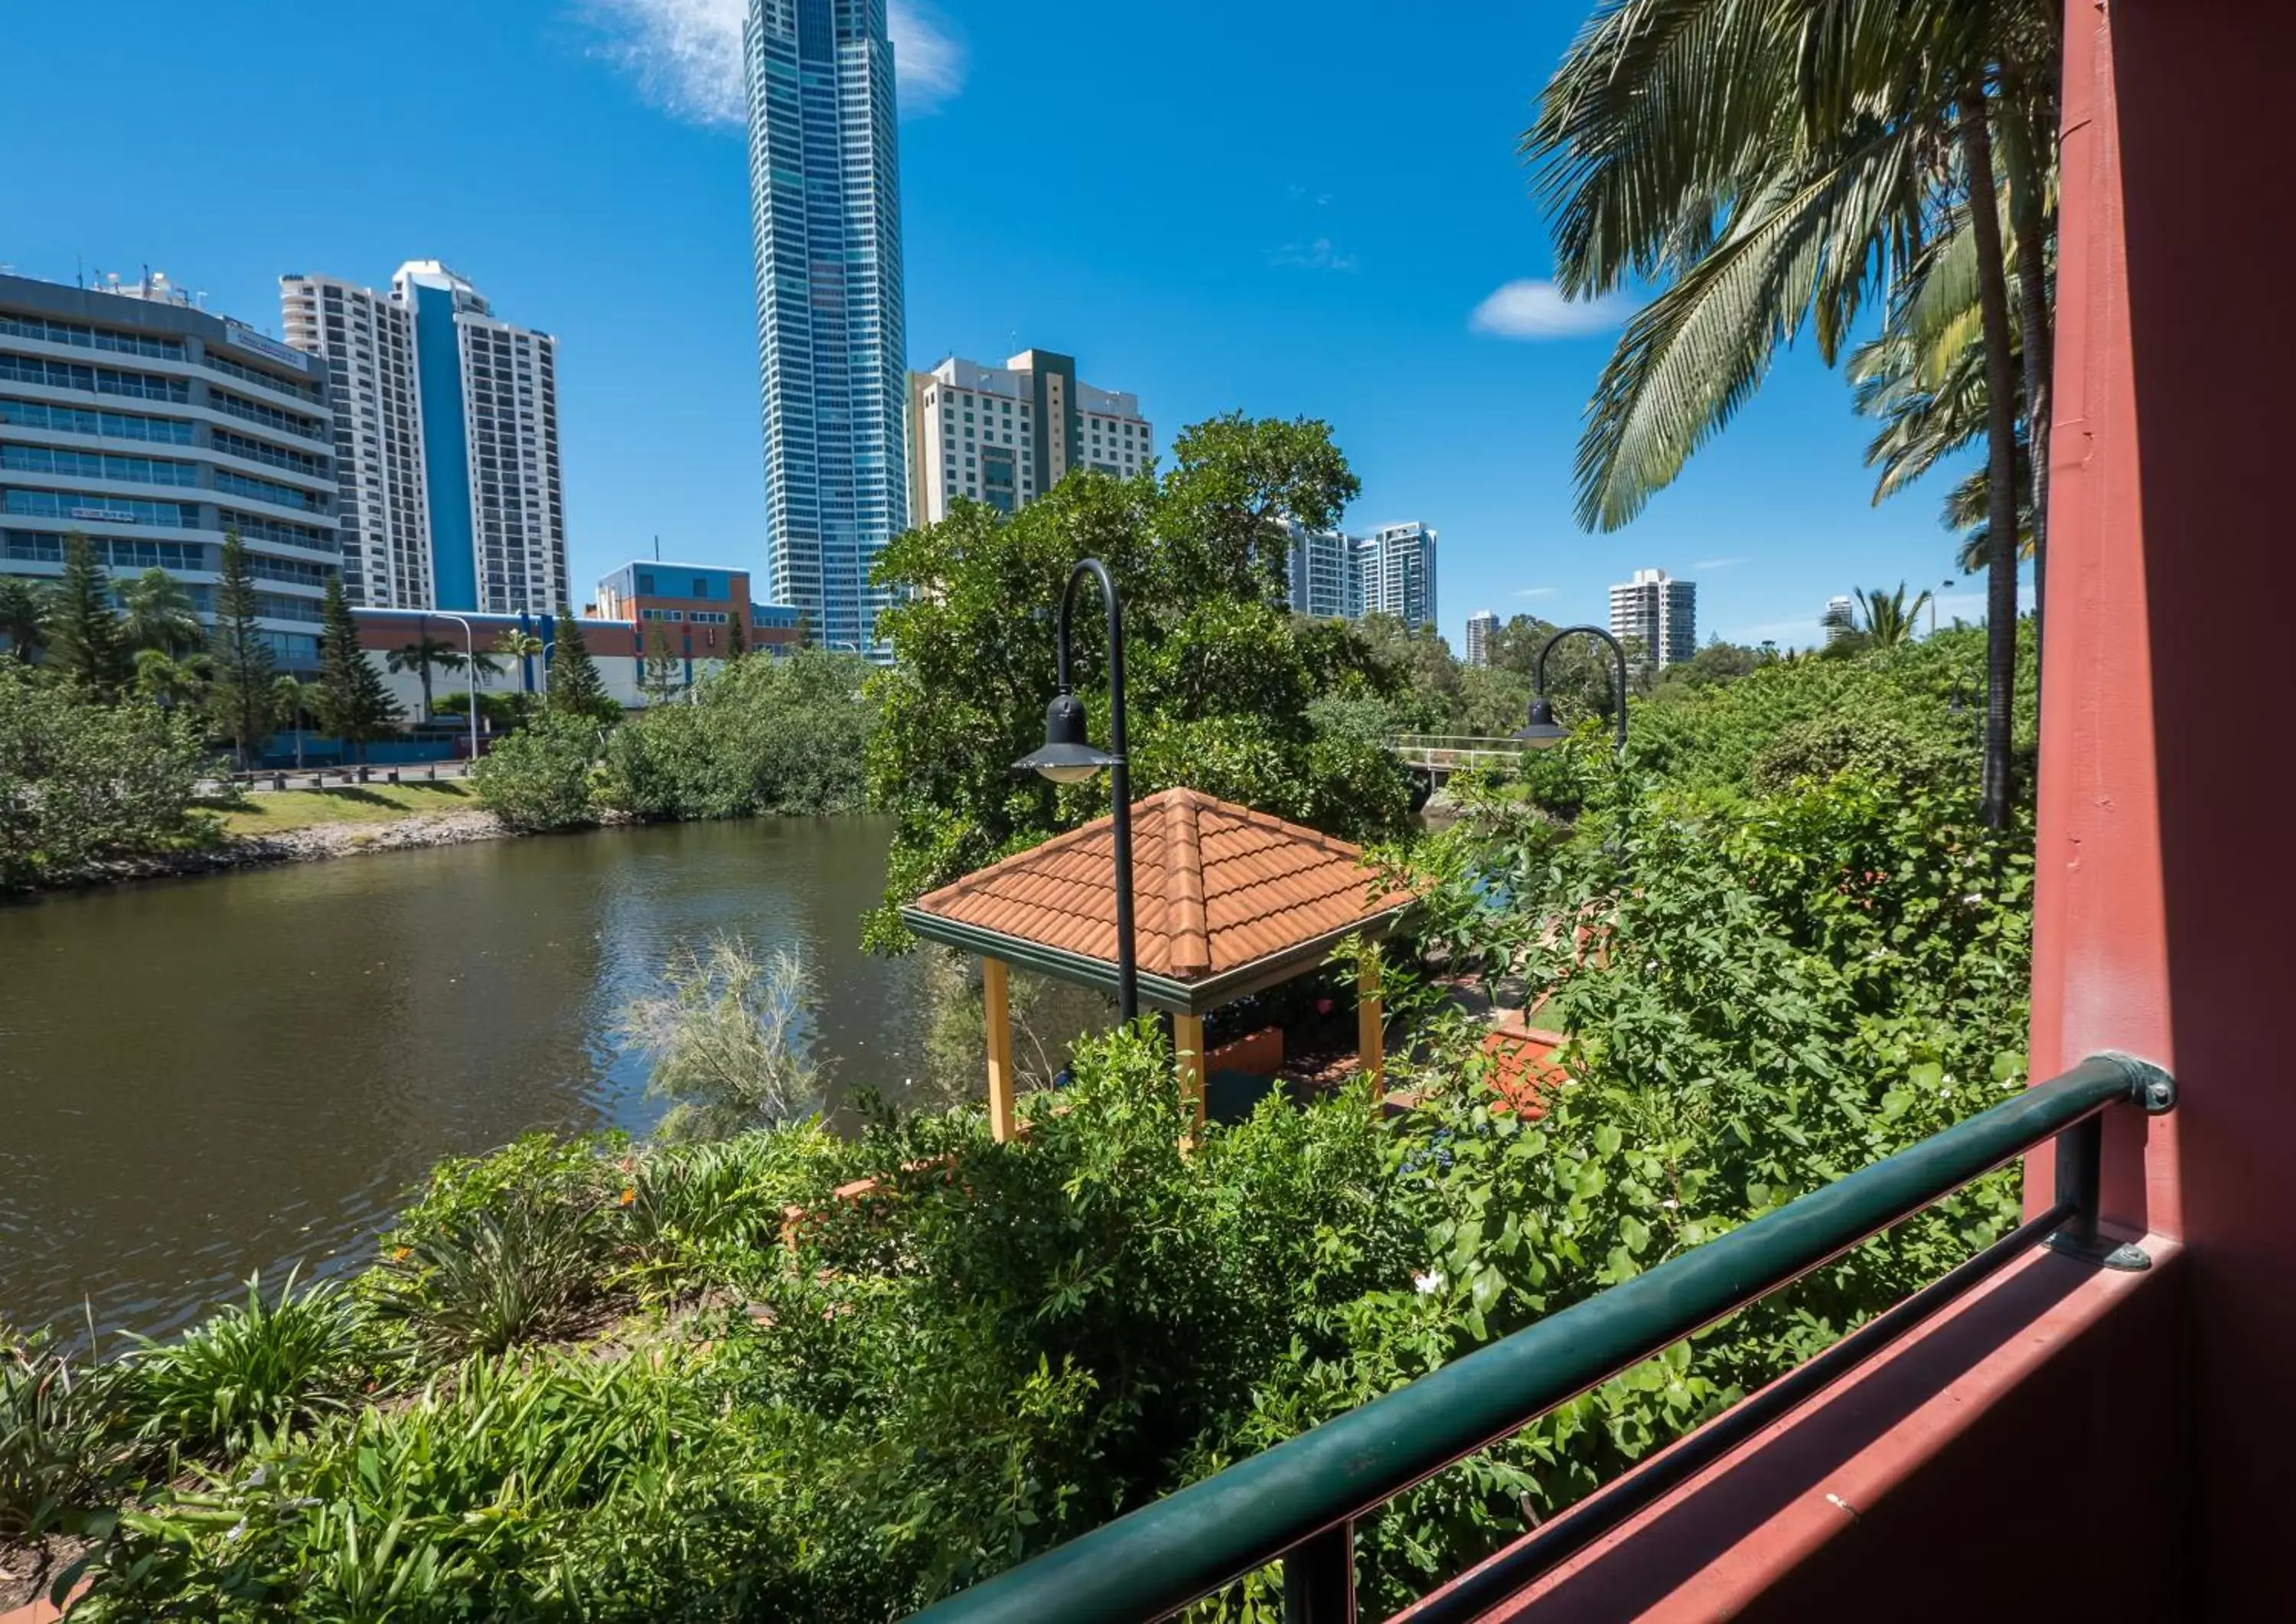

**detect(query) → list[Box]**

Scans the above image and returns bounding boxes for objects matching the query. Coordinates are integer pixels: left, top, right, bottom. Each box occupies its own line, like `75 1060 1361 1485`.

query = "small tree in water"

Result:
619 938 818 1139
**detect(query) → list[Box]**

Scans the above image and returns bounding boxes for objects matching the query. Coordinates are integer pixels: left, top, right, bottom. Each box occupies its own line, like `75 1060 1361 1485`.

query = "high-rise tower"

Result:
745 0 908 657
280 263 565 615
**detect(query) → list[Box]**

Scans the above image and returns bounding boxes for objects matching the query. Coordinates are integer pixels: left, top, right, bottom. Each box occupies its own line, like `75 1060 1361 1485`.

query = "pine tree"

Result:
726 611 747 660
44 531 129 696
206 529 277 768
641 618 681 704
314 576 401 759
547 602 615 722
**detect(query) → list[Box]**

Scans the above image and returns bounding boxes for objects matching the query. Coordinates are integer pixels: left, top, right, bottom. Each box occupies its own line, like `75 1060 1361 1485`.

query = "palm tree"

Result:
386 634 504 724
0 577 43 663
119 567 204 655
1525 0 2059 828
272 673 314 768
134 646 214 709
1854 582 1932 648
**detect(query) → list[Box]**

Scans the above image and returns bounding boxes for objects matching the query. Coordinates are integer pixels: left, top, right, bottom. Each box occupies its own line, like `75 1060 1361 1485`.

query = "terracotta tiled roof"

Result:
912 788 1412 981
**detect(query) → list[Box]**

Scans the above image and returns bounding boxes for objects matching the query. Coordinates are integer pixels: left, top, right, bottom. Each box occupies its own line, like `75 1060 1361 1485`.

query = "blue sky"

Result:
2 0 2000 650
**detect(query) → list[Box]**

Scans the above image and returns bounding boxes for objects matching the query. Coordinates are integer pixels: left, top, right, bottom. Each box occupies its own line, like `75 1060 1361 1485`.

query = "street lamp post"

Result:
1514 624 1631 759
1012 558 1137 1023
431 611 482 765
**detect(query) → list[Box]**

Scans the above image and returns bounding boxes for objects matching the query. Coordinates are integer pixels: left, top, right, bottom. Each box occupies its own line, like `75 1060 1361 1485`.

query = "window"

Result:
2 488 197 527
693 576 709 597
637 572 655 594
0 397 194 444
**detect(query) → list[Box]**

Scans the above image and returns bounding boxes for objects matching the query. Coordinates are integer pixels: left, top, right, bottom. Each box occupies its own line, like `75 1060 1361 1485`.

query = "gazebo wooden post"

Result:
1174 1011 1207 1139
1358 951 1384 1107
983 957 1016 1143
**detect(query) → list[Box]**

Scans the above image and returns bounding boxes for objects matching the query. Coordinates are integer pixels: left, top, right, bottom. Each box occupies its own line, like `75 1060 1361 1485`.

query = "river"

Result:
0 818 938 1342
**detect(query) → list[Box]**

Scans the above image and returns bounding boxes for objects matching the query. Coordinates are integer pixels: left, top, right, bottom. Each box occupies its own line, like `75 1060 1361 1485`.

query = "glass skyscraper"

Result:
744 0 908 658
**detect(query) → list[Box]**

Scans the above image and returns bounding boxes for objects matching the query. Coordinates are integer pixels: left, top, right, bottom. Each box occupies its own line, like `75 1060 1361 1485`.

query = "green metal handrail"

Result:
911 1053 2174 1624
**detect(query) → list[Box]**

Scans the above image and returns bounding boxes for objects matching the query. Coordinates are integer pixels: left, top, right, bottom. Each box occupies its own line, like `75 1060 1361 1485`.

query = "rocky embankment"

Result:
75 808 517 888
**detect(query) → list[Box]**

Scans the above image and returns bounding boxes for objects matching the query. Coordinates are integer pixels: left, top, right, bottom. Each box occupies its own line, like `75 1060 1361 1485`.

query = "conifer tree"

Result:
44 531 129 696
546 602 616 722
314 576 401 758
726 611 747 660
206 529 276 768
641 618 680 704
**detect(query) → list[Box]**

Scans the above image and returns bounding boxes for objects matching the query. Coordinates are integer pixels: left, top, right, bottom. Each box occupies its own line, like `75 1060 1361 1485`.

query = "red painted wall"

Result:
2027 2 2296 1610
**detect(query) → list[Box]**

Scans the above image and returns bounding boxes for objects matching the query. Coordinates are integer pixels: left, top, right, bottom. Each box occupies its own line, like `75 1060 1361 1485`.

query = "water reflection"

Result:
0 818 929 1341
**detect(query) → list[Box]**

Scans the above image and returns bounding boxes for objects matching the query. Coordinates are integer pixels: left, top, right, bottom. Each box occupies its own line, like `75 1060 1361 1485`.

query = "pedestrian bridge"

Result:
1384 734 1528 810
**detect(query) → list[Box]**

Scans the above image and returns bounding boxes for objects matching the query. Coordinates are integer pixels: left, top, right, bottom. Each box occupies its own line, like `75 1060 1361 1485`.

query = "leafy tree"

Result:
546 603 618 723
205 530 276 769
1524 0 2060 827
313 577 402 760
133 647 213 710
119 567 204 655
600 647 876 820
471 709 599 830
864 416 1411 949
43 531 129 696
0 662 214 888
0 576 44 664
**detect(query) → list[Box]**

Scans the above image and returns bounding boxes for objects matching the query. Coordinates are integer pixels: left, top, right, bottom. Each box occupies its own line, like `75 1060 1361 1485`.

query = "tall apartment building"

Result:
1358 521 1439 628
1283 520 1361 619
745 0 908 660
1 271 338 667
907 351 1151 525
281 263 565 616
1609 566 1697 668
1824 594 1857 644
1465 609 1499 667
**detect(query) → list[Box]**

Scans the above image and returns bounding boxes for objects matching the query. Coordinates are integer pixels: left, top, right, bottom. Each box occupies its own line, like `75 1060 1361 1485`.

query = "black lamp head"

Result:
1514 695 1570 748
1013 690 1118 784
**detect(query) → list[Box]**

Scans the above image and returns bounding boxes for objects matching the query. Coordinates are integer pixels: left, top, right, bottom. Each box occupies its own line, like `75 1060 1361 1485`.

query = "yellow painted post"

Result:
1175 1012 1207 1139
1358 952 1384 1107
983 957 1016 1143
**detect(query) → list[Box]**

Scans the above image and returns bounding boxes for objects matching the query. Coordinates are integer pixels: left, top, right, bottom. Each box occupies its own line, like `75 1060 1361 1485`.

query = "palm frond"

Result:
1574 120 1925 530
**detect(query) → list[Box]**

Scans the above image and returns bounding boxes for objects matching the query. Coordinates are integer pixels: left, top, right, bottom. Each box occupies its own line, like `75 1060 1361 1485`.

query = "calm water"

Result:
0 818 934 1342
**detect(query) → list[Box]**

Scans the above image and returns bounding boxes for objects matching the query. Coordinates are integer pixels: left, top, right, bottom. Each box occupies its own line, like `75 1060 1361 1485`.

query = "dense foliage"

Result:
863 413 1416 951
0 662 215 889
0 627 2047 1618
468 710 601 832
598 648 875 820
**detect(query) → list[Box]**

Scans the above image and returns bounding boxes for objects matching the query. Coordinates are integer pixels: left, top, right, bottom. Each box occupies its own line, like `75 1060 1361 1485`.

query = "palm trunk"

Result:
1962 92 2022 831
2016 206 2053 685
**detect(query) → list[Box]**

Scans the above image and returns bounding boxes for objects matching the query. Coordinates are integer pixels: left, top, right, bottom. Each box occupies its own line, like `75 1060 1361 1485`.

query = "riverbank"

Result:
42 792 522 890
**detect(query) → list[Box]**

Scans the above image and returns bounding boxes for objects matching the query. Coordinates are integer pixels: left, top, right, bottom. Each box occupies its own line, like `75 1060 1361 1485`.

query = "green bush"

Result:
128 1271 357 1459
596 648 876 822
370 1190 618 1361
0 663 216 889
470 710 600 831
2 1329 139 1544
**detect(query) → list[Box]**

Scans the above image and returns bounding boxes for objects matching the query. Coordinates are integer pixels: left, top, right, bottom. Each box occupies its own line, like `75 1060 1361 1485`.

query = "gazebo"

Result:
901 788 1417 1140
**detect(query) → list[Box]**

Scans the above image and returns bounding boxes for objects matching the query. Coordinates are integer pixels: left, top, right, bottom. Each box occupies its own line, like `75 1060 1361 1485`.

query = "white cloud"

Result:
1469 279 1632 340
1694 556 1750 570
1512 585 1559 598
1270 237 1357 272
583 0 967 126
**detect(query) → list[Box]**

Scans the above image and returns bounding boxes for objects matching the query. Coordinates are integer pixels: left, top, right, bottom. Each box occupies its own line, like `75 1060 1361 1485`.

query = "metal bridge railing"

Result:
911 1054 2175 1623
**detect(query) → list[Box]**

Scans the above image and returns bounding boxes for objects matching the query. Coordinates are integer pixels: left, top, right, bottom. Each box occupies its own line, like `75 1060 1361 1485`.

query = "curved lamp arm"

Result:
1532 624 1631 759
1053 559 1137 1022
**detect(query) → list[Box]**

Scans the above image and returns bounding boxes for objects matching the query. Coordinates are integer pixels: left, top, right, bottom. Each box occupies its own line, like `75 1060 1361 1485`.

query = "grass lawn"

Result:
207 780 482 837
